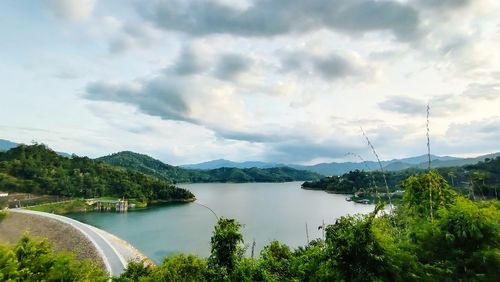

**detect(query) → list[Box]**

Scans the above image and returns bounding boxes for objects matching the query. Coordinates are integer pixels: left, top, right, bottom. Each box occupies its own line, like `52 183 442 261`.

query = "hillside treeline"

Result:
0 145 194 203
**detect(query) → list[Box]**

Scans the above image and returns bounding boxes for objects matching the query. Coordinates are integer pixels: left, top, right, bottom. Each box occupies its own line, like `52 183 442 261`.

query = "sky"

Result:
1 0 500 165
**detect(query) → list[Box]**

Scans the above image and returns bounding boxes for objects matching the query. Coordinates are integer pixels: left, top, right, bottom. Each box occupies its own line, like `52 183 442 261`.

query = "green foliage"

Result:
98 151 322 183
412 197 500 280
208 218 244 277
152 255 207 282
28 199 90 214
0 234 107 281
463 157 500 199
401 171 457 219
303 157 500 201
302 168 419 194
0 144 194 203
118 171 499 281
257 241 293 281
0 211 6 222
324 205 396 281
113 260 153 282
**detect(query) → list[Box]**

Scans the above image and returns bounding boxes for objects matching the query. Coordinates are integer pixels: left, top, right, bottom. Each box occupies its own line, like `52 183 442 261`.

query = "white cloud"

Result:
45 0 96 21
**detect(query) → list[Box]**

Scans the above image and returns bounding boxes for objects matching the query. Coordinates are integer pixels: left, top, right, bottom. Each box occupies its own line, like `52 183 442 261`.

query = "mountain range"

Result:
3 138 499 177
97 151 322 183
182 153 500 176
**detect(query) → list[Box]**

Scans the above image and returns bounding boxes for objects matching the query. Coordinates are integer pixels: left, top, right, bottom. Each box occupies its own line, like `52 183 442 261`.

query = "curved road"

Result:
10 209 127 276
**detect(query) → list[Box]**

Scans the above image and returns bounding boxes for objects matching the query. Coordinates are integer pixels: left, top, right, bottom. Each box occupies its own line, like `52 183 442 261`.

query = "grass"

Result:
28 199 91 214
0 211 7 222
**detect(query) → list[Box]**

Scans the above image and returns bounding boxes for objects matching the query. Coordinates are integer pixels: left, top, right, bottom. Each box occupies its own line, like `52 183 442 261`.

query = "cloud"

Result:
281 50 376 81
268 140 362 163
171 48 208 76
45 0 96 21
440 116 500 154
163 45 253 80
215 54 251 80
84 73 259 142
108 21 162 53
140 0 420 41
379 96 425 115
414 0 472 10
463 83 500 100
379 93 469 117
85 78 193 123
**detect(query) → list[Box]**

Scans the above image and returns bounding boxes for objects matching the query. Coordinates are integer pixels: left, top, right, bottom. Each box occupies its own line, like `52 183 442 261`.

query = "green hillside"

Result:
97 151 322 183
303 157 500 200
0 145 194 203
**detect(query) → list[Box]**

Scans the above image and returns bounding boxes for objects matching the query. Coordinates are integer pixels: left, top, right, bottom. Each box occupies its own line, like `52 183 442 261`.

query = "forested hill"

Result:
0 145 194 202
97 151 322 183
302 156 500 199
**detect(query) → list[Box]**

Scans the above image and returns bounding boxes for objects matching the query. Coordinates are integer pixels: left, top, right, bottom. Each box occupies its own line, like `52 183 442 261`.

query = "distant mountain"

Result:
182 153 500 176
0 139 18 151
98 151 322 183
0 139 71 158
181 159 279 170
412 152 500 169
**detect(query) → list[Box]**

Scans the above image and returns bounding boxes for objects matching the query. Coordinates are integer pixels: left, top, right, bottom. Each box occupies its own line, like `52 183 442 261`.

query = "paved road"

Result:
9 209 126 276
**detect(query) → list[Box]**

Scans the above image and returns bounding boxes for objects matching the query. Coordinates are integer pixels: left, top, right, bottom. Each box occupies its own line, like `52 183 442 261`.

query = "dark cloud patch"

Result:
281 51 373 81
140 0 420 41
215 54 251 80
85 78 193 123
314 54 362 80
171 48 207 76
215 127 292 143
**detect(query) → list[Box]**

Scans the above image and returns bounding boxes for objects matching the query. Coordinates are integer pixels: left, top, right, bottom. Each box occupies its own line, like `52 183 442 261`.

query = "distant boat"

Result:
353 198 370 204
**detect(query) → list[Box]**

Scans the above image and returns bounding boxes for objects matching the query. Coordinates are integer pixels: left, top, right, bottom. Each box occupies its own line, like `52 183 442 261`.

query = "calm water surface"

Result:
67 182 375 263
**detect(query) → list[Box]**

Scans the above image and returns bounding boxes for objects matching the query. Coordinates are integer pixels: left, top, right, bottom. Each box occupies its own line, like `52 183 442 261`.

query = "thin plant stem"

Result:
426 104 433 221
193 202 219 221
360 127 393 211
346 152 381 201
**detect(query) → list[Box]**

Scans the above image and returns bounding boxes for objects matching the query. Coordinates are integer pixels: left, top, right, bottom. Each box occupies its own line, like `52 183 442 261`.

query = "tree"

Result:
324 204 395 281
0 234 107 281
207 218 244 279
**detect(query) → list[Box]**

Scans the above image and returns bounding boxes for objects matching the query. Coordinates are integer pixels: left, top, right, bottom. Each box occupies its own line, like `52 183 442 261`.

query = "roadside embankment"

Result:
0 211 106 271
2 209 154 276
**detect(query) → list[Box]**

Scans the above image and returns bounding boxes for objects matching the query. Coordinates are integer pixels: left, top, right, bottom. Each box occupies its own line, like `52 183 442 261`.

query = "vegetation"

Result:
98 151 322 183
303 157 500 201
0 144 194 204
116 171 499 281
0 234 107 281
27 199 91 214
2 172 498 281
302 168 418 194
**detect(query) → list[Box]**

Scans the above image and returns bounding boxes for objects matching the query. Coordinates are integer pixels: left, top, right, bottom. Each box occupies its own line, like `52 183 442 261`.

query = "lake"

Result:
67 182 375 263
